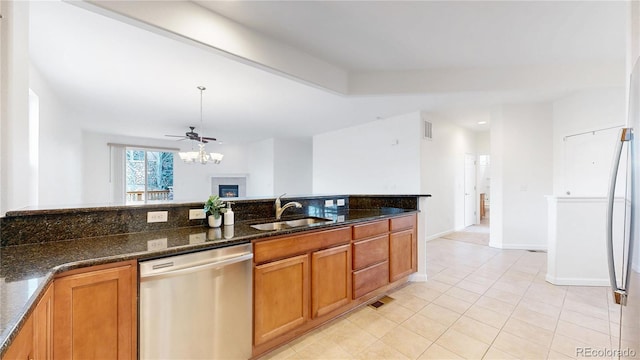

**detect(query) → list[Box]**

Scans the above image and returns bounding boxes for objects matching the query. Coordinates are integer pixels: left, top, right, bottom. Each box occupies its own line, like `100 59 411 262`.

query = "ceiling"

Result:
196 1 624 71
28 1 627 144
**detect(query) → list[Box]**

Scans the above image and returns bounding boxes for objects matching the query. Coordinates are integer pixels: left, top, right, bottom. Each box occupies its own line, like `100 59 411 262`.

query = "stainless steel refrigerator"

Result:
607 58 640 359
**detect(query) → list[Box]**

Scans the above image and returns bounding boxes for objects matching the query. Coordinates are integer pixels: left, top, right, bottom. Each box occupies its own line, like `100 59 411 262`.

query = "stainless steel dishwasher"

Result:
139 243 253 360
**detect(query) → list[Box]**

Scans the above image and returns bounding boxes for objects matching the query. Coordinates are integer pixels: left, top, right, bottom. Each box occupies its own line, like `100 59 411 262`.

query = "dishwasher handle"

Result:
140 253 253 281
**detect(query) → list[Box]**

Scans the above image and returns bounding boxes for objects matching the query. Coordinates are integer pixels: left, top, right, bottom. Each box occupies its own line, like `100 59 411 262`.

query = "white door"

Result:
464 154 477 227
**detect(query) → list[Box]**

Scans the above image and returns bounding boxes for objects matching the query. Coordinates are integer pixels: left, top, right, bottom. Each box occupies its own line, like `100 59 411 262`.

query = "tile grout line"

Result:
419 239 526 359
478 248 539 360
542 266 568 360
394 239 504 359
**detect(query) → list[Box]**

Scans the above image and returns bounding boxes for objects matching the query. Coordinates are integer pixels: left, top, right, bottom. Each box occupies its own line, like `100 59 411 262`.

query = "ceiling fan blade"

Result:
201 136 217 141
165 135 188 138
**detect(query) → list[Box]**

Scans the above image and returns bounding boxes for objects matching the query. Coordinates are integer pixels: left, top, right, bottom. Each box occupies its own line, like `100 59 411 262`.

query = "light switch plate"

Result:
336 199 345 206
147 211 168 223
324 199 334 207
189 209 206 220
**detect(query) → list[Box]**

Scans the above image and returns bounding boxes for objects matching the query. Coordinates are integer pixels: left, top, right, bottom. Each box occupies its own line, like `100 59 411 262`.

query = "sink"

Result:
251 217 333 231
250 221 290 231
285 218 332 227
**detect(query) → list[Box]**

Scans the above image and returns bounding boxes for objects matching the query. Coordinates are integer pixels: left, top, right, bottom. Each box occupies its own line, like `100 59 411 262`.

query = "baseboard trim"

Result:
545 274 610 286
489 242 547 251
409 273 428 282
426 230 454 242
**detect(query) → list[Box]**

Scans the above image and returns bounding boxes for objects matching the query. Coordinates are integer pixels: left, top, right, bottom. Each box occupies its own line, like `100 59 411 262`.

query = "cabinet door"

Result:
389 228 417 282
254 254 309 346
33 283 53 360
2 316 33 360
53 262 136 360
2 283 53 360
311 245 351 318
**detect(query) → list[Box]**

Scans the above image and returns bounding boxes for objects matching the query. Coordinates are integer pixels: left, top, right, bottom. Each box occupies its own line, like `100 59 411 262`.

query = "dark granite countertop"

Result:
0 207 417 355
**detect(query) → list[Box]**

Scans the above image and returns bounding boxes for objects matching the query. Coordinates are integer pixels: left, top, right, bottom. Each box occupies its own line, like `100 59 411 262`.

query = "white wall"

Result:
490 103 554 250
30 66 83 206
274 138 312 196
312 111 476 239
420 112 476 238
246 137 313 197
313 112 421 194
1 1 32 214
247 138 275 196
490 107 505 247
552 87 626 196
476 131 490 154
546 196 626 286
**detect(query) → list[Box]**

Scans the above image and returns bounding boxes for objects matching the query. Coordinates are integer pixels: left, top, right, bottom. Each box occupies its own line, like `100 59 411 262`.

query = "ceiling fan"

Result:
165 126 217 143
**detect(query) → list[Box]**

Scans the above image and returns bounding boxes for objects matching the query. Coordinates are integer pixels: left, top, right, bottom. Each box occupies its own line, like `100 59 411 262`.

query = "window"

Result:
125 149 174 204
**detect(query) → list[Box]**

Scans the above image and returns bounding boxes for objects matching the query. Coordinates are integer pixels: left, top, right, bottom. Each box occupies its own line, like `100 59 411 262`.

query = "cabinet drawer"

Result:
352 220 389 240
352 235 389 271
352 261 389 299
254 227 351 264
390 214 416 232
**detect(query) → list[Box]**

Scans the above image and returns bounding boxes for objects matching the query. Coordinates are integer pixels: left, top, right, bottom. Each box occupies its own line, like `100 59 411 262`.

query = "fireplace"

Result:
211 176 246 198
219 185 239 198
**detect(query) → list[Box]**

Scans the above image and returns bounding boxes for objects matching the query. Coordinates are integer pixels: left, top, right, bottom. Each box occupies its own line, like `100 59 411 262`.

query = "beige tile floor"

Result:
259 227 632 360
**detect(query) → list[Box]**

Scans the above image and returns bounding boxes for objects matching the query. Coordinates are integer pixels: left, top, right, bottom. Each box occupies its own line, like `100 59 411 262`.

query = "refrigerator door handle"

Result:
606 128 632 305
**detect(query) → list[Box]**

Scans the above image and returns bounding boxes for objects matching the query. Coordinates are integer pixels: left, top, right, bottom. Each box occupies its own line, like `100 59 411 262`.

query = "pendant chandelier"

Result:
178 86 224 165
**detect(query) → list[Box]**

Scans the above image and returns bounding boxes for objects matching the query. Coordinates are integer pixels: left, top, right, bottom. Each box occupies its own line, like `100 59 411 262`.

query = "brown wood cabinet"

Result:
351 219 390 299
389 215 417 282
252 227 352 353
311 244 352 318
353 260 389 298
32 284 53 360
2 316 33 360
254 227 351 264
352 235 388 270
2 283 53 360
254 254 309 346
256 213 419 358
53 261 136 360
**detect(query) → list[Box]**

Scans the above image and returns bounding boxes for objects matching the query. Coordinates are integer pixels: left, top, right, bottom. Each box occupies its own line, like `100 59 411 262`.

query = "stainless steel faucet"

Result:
275 193 302 220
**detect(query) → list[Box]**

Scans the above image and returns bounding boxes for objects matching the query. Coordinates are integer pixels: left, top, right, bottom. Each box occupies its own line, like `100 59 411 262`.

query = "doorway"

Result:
442 154 490 246
464 154 477 227
477 154 490 225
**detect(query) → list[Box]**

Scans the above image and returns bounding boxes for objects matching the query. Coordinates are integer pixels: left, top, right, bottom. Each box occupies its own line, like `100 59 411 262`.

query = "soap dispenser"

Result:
224 202 235 225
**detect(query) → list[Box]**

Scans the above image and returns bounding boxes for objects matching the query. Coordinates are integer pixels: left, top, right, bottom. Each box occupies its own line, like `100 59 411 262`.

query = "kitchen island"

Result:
0 194 429 358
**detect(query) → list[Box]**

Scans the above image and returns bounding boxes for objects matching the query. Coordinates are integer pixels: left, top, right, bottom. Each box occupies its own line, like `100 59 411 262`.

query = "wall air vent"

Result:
423 120 433 140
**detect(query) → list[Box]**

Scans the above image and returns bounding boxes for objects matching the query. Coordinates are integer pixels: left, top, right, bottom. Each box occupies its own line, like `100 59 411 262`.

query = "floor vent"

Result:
368 295 395 309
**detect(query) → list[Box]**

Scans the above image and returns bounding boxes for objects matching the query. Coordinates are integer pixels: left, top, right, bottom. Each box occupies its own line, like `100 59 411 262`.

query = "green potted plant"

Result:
204 195 226 228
